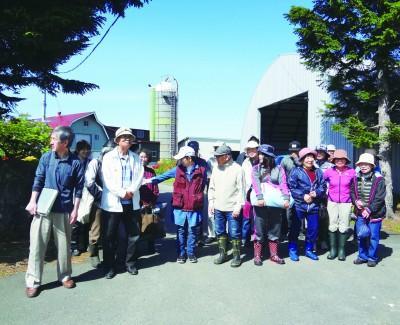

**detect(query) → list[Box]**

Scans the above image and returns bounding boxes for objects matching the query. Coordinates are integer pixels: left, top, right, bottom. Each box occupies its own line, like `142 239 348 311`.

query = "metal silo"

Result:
150 76 178 159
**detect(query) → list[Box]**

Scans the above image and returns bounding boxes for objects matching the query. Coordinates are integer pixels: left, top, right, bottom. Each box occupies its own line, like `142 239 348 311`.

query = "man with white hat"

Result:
101 127 144 279
171 146 207 263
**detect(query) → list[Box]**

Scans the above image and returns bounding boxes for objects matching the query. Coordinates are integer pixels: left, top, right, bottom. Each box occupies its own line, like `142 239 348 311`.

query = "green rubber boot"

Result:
338 232 347 261
214 235 228 264
327 231 338 260
230 239 242 268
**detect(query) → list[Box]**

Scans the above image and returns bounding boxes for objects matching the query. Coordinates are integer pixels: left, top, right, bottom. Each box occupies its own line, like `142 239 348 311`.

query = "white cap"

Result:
174 146 195 160
244 140 259 150
327 144 336 151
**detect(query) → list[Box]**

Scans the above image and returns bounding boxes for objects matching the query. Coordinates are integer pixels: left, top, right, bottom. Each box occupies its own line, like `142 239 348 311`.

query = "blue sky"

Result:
17 0 313 140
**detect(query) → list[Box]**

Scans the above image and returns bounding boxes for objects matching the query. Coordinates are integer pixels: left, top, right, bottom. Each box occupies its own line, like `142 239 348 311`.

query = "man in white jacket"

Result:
208 145 245 267
101 127 144 279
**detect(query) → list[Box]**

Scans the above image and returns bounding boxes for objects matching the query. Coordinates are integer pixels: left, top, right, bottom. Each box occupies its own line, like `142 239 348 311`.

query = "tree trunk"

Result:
377 69 395 219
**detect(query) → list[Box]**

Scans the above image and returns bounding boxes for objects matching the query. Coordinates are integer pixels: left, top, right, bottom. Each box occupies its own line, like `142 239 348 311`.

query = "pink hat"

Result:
298 147 317 161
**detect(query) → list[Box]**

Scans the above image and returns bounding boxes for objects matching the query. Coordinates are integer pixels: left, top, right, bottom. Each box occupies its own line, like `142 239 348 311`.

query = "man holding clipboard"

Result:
25 126 84 298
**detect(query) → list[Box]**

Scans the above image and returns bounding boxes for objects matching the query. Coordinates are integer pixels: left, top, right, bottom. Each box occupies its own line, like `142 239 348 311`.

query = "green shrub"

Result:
154 158 176 175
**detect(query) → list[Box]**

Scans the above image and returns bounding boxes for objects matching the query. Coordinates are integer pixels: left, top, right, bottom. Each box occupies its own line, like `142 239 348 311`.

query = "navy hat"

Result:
187 140 199 151
288 141 301 152
258 144 275 158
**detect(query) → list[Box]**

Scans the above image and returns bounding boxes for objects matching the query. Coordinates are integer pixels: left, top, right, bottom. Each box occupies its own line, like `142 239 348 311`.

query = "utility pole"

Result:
42 91 47 121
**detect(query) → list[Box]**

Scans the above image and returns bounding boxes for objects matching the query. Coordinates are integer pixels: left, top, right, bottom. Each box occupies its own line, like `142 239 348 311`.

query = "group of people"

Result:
23 125 387 299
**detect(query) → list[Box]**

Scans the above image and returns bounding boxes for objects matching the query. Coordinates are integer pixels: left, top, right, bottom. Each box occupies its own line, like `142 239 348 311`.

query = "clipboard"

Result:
36 188 59 216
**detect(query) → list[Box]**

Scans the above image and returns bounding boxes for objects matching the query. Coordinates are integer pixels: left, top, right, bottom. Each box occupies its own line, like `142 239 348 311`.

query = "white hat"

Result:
244 140 259 150
174 146 195 160
327 144 336 151
356 153 375 167
115 127 135 143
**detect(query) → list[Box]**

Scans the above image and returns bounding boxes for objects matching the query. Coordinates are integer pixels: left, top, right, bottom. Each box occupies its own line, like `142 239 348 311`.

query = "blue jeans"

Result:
356 218 382 262
242 217 251 242
289 209 319 245
214 210 241 240
176 220 198 257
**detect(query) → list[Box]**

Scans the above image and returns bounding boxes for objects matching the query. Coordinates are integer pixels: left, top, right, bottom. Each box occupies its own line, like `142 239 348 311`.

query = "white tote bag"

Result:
250 182 294 208
77 187 94 224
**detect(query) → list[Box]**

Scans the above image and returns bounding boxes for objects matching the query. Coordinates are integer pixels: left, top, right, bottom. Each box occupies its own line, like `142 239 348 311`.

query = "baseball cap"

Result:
174 146 195 160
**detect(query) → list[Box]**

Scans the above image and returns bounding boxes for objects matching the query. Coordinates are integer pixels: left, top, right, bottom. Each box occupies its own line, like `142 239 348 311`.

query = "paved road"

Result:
0 184 399 325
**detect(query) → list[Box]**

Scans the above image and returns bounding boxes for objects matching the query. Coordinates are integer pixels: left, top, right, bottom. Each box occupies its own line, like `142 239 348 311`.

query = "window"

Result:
94 134 99 140
151 151 157 158
83 121 89 126
136 130 145 139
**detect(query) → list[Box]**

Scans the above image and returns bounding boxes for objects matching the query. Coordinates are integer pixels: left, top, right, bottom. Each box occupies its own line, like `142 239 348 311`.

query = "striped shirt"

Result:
120 154 132 205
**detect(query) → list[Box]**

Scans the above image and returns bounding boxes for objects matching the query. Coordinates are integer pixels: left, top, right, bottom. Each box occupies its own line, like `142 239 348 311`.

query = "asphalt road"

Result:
0 184 399 325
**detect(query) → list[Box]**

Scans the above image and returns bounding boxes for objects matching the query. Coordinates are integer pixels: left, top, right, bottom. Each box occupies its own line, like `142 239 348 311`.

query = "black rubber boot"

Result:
214 235 228 265
327 231 338 260
337 232 347 261
230 239 242 267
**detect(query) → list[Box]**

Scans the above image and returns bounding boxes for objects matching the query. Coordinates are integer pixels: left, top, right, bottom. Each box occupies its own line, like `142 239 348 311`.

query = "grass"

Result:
0 240 89 278
383 217 400 234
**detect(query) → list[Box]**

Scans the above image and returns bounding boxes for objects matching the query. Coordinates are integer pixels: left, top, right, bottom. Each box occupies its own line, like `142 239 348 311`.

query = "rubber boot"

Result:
214 235 228 264
88 244 101 268
305 241 319 260
253 241 263 266
327 231 338 260
230 239 242 267
288 242 299 261
337 232 347 261
269 240 285 264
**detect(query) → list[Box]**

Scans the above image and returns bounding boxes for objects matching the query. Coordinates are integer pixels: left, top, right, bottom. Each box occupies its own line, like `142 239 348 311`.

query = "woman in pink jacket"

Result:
323 149 355 261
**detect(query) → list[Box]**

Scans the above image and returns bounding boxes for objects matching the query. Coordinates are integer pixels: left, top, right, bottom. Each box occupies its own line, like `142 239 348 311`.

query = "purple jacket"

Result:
323 166 356 203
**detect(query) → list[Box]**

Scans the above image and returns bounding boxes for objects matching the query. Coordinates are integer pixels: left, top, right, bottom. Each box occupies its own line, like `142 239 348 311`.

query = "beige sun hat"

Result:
356 153 375 167
114 127 136 143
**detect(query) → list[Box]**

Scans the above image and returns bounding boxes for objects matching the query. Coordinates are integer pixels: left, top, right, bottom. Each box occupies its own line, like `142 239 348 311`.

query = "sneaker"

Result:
367 260 377 267
188 255 198 263
177 255 186 264
71 249 81 257
353 257 367 265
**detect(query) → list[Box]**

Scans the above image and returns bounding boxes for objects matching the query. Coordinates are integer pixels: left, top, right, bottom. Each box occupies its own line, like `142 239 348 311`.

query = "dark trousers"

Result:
280 206 295 238
102 206 141 270
71 221 88 252
253 206 283 243
289 209 319 244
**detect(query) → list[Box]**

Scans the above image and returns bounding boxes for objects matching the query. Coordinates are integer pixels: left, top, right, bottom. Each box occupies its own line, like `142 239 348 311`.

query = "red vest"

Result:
172 164 206 211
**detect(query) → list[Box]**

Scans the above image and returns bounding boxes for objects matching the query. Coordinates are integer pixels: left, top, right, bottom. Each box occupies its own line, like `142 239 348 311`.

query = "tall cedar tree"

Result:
0 0 149 117
286 0 400 218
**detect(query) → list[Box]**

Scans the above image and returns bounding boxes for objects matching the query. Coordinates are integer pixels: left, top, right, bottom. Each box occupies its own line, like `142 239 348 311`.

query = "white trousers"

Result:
25 212 72 288
327 201 352 233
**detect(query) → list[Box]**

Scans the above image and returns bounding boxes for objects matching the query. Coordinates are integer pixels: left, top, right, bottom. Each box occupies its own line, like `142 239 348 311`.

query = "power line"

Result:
59 15 121 74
